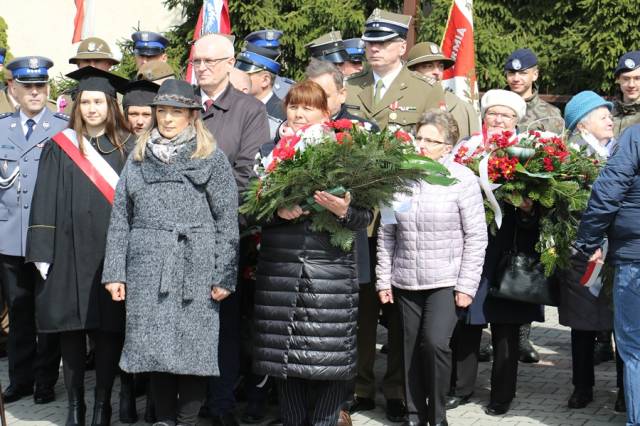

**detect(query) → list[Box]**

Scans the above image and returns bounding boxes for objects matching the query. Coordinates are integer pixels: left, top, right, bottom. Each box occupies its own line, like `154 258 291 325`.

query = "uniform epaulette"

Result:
345 69 368 81
0 112 12 120
54 112 70 121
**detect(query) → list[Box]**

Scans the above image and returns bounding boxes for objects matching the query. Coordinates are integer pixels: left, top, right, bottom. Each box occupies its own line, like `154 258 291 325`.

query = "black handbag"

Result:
490 228 560 306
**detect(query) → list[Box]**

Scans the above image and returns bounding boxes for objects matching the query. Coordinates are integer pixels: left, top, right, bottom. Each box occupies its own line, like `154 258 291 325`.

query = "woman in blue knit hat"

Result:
558 90 624 411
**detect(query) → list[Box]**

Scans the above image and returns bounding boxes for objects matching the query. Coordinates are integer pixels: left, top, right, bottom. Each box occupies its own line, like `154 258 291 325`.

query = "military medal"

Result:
389 101 399 111
37 143 45 148
389 112 398 120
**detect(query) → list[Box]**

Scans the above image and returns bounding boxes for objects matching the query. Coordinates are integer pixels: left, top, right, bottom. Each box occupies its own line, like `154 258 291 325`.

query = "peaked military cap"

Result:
69 37 119 65
151 79 201 110
245 30 283 49
504 48 538 72
343 38 365 62
6 56 53 84
132 31 169 56
123 79 160 109
0 48 6 65
235 49 281 75
244 43 280 61
66 66 129 98
306 31 349 64
362 9 411 42
615 51 640 76
137 61 175 82
406 42 455 69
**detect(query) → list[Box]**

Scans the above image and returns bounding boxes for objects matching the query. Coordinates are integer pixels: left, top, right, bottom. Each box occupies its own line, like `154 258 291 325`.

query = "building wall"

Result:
2 0 183 78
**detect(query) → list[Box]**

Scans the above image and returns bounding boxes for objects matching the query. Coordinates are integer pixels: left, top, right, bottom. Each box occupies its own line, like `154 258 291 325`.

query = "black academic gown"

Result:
26 133 134 333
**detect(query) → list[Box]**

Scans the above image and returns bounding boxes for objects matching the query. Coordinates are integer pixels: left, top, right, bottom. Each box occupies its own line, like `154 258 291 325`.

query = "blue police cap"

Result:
343 38 365 62
235 50 281 75
244 43 280 61
6 56 53 84
0 48 6 65
131 31 169 56
615 51 640 76
244 30 283 49
504 48 538 72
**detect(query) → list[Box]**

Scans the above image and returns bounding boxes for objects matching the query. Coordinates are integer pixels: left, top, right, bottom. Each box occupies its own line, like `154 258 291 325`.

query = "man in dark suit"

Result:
193 33 270 426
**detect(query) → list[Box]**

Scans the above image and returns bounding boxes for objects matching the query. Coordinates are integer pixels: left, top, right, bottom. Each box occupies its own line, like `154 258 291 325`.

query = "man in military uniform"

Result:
136 60 175 85
613 51 640 137
406 41 480 140
343 38 366 77
57 37 121 115
131 31 169 71
345 9 445 132
243 30 295 100
345 9 444 423
504 48 563 134
0 56 66 404
306 31 353 75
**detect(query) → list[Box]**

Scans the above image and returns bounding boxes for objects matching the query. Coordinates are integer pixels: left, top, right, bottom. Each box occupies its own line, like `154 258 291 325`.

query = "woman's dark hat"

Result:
66 66 129 98
122 79 160 109
150 79 201 109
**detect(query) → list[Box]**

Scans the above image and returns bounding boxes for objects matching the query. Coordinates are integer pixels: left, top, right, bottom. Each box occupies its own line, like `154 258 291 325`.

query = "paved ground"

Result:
1 307 627 425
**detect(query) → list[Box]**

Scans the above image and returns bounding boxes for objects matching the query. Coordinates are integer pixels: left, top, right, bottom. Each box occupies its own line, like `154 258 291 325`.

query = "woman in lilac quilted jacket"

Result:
376 110 488 426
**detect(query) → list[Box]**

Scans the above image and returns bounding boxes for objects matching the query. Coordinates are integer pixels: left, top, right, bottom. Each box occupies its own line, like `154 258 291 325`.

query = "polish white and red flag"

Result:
72 0 96 43
440 0 479 109
185 0 232 83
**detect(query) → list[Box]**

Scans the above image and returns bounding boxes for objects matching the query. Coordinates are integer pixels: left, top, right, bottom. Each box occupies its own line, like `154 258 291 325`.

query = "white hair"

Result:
194 33 235 57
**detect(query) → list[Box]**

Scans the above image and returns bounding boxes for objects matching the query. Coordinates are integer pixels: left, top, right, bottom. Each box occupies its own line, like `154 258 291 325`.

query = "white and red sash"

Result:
51 128 119 205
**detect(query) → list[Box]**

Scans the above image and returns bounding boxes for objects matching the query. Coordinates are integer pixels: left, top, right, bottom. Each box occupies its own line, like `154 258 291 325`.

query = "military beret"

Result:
481 89 527 121
6 56 53 84
306 31 349 64
343 38 365 62
504 48 538 72
66 66 128 98
406 42 454 70
136 61 175 82
245 30 283 49
69 37 119 65
614 51 640 76
132 31 169 57
0 48 6 65
362 9 411 42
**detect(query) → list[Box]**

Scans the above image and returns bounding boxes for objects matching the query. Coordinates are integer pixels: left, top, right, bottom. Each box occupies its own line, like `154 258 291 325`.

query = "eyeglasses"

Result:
415 136 447 145
485 111 517 121
188 57 231 68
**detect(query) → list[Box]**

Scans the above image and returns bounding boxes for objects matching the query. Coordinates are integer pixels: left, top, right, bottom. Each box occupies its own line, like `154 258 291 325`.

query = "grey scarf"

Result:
147 126 196 163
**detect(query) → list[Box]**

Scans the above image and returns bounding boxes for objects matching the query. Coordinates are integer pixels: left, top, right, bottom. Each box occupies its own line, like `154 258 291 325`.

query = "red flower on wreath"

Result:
328 118 354 130
543 157 555 172
394 129 412 143
487 156 519 181
335 132 352 145
272 134 301 161
489 131 516 149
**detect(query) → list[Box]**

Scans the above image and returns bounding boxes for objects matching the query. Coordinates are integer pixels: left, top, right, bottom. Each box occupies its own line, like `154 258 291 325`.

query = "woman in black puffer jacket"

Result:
252 81 372 426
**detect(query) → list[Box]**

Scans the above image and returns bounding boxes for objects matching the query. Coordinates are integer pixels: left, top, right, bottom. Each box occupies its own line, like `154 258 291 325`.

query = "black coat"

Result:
463 205 545 325
253 208 372 381
26 134 134 333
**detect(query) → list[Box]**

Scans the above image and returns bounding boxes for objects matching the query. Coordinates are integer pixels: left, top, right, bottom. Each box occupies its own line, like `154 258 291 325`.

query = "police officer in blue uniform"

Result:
343 38 366 76
0 56 66 404
244 30 295 100
131 31 169 71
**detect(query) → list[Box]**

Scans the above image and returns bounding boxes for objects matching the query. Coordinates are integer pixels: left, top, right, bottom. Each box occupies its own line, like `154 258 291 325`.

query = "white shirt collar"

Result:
372 63 404 98
260 91 274 105
200 85 227 108
20 108 47 130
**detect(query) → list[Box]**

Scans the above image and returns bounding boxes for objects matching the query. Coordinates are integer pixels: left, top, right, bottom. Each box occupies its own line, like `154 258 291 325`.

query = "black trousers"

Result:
489 323 521 404
276 378 347 426
571 329 624 389
396 287 458 425
449 321 483 397
151 372 207 426
60 330 123 393
0 255 60 388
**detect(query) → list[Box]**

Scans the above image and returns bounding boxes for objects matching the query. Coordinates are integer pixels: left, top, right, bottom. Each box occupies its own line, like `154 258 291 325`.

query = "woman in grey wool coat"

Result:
102 79 239 426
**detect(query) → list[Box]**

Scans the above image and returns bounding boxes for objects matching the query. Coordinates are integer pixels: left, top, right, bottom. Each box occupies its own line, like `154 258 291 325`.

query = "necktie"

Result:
25 119 36 141
204 99 214 112
374 79 385 104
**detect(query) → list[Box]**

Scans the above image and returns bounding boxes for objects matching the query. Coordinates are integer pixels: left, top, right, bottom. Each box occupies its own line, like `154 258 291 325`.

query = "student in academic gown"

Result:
25 66 133 426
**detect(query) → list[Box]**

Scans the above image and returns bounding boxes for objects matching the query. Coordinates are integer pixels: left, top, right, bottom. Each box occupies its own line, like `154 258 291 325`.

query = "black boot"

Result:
518 323 540 363
119 372 138 423
593 331 614 365
91 388 112 426
615 388 626 413
145 383 157 423
66 387 86 426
